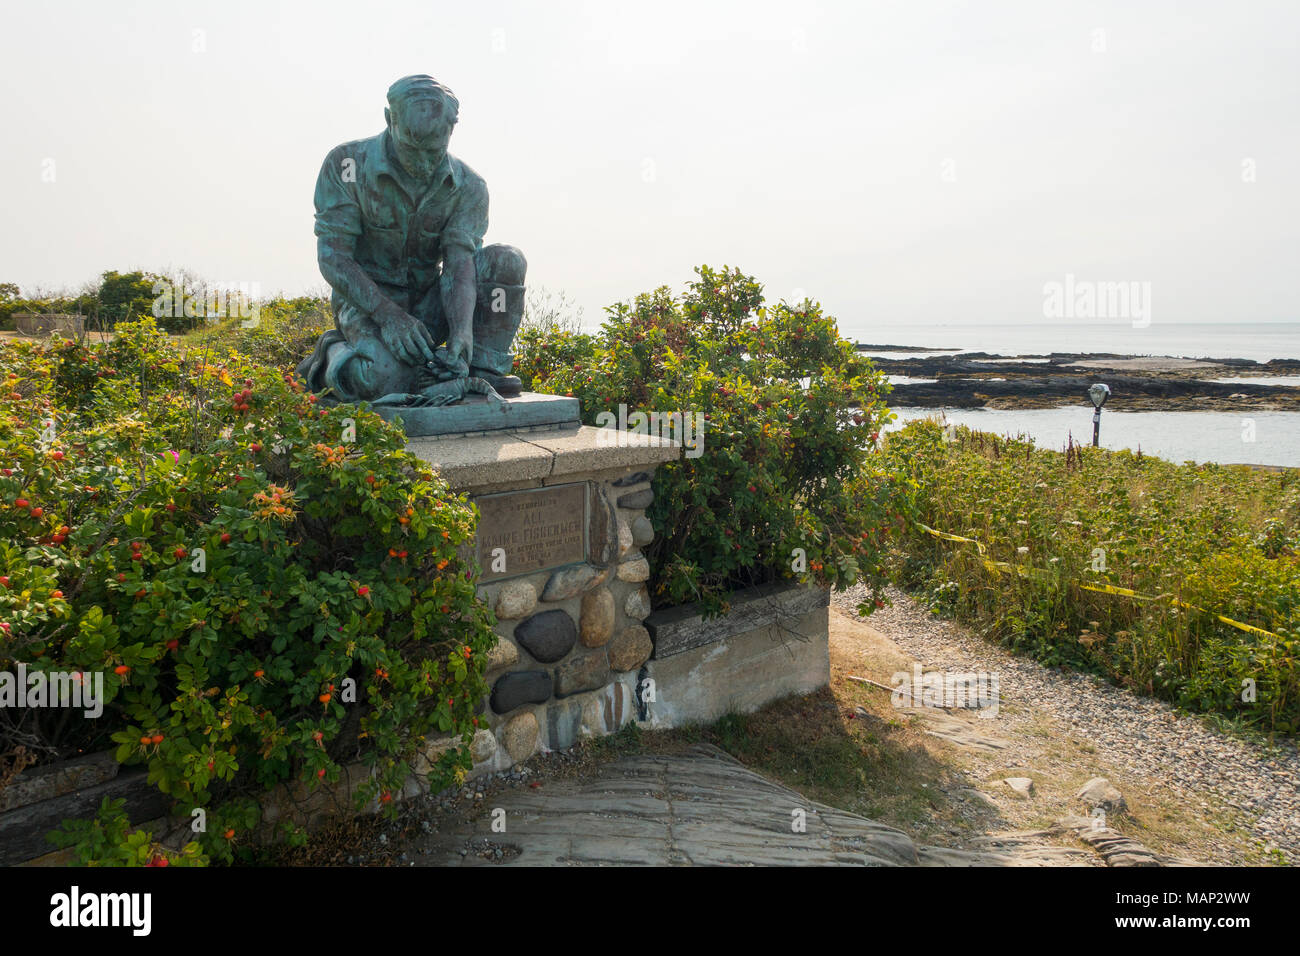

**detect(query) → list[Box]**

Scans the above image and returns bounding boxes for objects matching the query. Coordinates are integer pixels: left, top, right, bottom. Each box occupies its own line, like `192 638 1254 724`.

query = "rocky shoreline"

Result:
861 347 1300 411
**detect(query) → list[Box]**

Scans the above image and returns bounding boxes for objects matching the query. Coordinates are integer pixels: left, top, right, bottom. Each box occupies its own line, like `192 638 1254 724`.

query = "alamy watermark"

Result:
594 403 705 458
1043 274 1151 328
0 663 104 718
152 280 261 327
50 886 150 936
890 663 999 717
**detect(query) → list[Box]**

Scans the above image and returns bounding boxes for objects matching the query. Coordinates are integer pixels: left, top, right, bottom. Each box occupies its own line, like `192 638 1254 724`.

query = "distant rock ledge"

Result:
859 349 1300 411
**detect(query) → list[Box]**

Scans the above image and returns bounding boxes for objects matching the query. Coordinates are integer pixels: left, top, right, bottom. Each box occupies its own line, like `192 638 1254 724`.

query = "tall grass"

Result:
885 419 1300 736
178 296 332 370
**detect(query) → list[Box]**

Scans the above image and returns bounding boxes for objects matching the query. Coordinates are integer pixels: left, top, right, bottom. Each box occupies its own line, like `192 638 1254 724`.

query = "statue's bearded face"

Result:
390 95 456 178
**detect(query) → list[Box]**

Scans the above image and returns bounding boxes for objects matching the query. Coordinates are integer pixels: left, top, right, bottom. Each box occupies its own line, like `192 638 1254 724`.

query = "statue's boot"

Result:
473 371 522 397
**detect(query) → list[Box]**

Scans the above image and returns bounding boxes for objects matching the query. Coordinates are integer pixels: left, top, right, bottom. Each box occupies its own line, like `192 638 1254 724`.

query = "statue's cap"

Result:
387 74 457 107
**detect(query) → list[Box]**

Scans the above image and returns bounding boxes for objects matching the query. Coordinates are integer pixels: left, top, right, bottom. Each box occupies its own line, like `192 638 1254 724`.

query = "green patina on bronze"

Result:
297 74 526 410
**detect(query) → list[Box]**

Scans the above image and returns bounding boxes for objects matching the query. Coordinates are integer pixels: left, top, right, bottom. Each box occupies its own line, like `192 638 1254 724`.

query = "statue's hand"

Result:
374 302 436 366
440 351 470 380
446 329 474 371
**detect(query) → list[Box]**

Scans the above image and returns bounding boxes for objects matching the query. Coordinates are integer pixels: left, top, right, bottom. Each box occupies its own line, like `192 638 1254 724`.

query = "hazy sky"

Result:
2 0 1297 333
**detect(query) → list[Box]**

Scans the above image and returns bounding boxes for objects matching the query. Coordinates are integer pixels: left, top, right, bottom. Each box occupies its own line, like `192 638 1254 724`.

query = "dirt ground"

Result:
275 598 1293 866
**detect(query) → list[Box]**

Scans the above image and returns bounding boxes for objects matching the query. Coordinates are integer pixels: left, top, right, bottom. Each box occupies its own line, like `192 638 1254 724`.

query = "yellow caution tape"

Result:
919 523 1285 641
1078 582 1151 601
982 558 1054 582
917 523 986 554
1209 615 1282 639
1080 584 1283 639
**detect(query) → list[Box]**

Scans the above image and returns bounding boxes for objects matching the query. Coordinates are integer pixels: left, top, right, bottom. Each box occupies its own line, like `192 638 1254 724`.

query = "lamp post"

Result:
1087 383 1111 448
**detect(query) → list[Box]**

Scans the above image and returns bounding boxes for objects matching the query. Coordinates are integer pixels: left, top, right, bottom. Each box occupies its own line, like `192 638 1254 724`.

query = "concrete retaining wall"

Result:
0 753 167 867
13 313 84 336
639 581 831 728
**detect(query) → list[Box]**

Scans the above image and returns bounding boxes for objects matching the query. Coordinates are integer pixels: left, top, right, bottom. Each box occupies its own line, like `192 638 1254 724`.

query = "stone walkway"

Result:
410 743 1099 866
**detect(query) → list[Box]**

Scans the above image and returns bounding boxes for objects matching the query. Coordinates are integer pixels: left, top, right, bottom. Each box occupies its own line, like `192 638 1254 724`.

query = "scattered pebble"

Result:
836 584 1299 862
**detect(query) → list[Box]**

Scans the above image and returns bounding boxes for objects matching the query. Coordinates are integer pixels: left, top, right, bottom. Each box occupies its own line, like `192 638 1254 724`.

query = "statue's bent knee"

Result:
478 244 527 286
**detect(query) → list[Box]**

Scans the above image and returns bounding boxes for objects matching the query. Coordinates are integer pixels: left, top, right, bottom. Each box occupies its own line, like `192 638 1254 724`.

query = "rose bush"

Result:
516 265 908 617
0 319 495 863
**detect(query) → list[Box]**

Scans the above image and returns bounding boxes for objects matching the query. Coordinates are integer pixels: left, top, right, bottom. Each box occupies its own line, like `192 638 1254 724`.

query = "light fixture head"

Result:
1088 383 1111 409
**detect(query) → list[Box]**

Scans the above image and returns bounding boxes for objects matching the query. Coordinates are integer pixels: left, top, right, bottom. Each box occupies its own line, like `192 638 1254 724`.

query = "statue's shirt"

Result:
314 129 489 304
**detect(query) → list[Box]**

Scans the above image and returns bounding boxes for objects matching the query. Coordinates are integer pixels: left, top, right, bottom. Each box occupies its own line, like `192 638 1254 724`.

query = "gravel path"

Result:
832 584 1300 863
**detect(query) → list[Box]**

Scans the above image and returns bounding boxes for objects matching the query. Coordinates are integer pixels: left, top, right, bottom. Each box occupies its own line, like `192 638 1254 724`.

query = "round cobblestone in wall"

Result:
617 488 654 510
553 649 612 698
617 555 650 582
541 564 600 602
625 585 652 620
589 487 618 568
471 728 497 764
581 695 606 736
485 637 519 672
503 711 539 762
608 624 653 672
631 515 654 546
612 471 651 487
579 587 615 647
494 579 538 620
514 609 577 662
490 670 553 714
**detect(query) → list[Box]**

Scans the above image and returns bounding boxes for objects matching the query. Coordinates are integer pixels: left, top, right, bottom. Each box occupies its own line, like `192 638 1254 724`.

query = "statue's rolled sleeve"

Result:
313 148 384 335
313 151 363 247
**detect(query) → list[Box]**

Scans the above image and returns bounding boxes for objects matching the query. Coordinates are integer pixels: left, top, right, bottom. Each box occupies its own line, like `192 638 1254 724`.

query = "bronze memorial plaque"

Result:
474 483 588 582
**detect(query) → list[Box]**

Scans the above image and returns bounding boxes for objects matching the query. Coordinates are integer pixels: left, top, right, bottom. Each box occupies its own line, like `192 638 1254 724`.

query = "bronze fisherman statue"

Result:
297 75 526 407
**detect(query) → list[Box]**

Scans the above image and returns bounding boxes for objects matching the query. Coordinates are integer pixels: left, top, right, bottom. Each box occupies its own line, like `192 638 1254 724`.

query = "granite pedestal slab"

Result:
406 424 679 775
377 392 578 437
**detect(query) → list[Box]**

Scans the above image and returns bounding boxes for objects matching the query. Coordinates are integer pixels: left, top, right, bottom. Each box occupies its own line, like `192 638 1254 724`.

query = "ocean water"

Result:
1213 376 1300 387
848 322 1300 364
885 406 1300 468
860 349 964 360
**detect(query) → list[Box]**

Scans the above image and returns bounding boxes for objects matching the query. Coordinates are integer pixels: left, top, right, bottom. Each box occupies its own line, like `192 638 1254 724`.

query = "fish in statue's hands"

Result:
387 346 504 407
389 374 504 408
304 331 504 407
